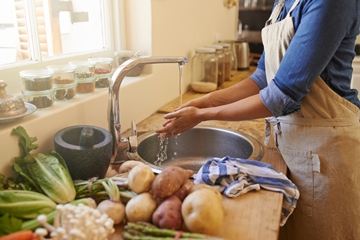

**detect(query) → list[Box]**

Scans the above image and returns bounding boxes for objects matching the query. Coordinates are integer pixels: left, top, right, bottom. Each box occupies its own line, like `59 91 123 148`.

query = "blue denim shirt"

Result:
250 0 360 116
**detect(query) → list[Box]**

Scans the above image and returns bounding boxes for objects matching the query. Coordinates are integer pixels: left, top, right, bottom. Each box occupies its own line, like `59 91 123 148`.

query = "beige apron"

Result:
262 0 360 239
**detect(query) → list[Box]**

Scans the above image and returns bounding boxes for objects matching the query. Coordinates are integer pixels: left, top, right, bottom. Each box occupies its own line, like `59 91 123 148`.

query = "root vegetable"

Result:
128 164 155 194
189 183 223 203
96 178 125 225
182 188 224 235
151 166 194 200
152 195 183 230
119 160 145 173
0 230 36 240
173 179 194 201
97 200 125 225
125 192 157 223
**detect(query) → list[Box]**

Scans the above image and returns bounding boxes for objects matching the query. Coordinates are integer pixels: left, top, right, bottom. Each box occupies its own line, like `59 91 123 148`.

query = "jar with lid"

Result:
191 47 218 93
69 60 96 94
205 45 225 87
88 57 113 88
47 64 77 101
19 69 55 109
218 43 232 81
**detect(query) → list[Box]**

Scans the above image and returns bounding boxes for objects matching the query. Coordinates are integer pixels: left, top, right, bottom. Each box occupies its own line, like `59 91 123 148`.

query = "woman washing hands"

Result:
157 0 360 239
157 78 273 138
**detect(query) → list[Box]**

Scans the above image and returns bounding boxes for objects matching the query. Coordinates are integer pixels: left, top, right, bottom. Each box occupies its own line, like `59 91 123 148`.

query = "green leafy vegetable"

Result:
0 214 23 236
0 190 56 219
11 126 76 204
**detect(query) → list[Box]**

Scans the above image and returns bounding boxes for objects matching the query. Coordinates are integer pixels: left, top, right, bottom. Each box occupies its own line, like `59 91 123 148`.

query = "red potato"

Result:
152 195 183 230
151 166 194 200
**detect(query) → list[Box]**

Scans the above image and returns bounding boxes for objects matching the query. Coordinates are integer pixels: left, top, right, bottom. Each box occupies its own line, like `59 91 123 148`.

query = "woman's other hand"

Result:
156 106 203 138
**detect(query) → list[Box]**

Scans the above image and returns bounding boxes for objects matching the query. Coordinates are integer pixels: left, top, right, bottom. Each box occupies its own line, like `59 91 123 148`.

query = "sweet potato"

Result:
152 195 183 230
173 179 194 201
151 166 194 200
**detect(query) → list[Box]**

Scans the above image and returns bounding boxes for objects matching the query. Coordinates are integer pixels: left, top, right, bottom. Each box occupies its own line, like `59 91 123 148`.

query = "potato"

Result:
189 183 222 203
119 160 145 173
181 188 224 235
128 164 155 194
152 195 183 230
151 166 194 200
125 192 157 223
173 179 194 201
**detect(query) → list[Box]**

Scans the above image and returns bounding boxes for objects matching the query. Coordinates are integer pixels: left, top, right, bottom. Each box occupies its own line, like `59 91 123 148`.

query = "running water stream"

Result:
155 64 184 166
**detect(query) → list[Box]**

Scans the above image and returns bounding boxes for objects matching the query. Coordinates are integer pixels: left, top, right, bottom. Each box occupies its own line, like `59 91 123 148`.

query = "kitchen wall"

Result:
0 0 238 177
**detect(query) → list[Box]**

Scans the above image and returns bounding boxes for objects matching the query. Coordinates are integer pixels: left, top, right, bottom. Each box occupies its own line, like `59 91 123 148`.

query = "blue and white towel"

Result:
195 156 300 226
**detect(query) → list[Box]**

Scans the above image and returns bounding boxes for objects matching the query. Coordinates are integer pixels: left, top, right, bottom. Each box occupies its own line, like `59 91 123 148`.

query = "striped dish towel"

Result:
194 156 300 226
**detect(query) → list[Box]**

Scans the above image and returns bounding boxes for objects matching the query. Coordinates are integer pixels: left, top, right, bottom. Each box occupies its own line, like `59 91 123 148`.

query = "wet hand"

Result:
156 107 202 139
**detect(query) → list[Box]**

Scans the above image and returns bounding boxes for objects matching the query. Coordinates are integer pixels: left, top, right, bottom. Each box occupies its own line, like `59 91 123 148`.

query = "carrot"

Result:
0 230 37 240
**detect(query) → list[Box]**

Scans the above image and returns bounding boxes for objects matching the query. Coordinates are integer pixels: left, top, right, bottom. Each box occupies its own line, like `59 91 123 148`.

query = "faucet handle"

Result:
128 120 138 152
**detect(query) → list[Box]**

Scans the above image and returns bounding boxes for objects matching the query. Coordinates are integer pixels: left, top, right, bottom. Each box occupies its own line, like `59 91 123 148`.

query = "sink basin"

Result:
133 126 264 173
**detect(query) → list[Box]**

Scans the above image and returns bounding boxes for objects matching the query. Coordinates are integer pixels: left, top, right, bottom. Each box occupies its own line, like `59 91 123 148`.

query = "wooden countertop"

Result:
113 68 287 240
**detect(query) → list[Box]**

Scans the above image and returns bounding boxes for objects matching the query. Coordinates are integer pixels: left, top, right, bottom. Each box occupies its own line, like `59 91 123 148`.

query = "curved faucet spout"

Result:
108 56 188 161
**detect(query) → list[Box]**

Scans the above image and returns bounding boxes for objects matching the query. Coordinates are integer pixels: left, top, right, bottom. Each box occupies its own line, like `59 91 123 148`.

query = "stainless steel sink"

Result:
132 125 264 173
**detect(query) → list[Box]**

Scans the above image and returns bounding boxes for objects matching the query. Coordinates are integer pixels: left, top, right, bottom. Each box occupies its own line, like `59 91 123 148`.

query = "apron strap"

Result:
265 0 285 26
286 0 301 18
265 0 301 26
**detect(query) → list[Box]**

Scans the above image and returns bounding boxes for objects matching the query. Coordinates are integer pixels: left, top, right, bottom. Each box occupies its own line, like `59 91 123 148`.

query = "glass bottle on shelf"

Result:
191 47 218 93
204 45 225 87
218 43 232 81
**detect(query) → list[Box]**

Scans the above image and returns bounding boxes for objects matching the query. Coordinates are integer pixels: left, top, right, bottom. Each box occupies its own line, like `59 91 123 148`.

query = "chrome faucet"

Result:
108 56 188 163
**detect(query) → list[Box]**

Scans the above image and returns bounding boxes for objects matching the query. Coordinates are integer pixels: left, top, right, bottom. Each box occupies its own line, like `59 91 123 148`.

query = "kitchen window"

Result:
0 0 121 92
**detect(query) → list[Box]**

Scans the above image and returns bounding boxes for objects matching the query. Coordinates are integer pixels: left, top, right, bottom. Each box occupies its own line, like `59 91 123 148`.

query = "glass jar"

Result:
219 43 232 81
69 60 96 94
205 45 225 87
47 64 77 101
19 69 54 91
191 47 218 93
22 89 55 109
19 69 55 109
88 57 114 88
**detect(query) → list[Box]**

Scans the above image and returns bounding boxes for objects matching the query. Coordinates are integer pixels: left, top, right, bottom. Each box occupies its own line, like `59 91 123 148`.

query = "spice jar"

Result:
19 69 55 109
22 90 54 109
88 57 113 88
191 47 218 93
47 64 77 101
20 69 54 91
69 60 96 94
218 43 232 81
205 45 225 87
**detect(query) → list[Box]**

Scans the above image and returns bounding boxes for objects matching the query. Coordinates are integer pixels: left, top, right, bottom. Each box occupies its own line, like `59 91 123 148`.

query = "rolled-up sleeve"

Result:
248 0 358 116
250 66 300 117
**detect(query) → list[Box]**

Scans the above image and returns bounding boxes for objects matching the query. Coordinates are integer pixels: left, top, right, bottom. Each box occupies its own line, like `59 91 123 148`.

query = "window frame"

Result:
0 0 124 94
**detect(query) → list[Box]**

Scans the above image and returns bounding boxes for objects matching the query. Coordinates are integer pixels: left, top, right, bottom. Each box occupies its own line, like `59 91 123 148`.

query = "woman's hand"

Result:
156 106 203 138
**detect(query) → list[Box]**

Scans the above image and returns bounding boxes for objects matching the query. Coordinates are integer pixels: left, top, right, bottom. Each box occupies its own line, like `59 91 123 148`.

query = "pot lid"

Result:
0 80 27 118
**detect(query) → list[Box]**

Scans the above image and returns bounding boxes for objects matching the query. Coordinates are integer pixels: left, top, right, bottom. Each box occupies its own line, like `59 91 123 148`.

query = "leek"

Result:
11 126 76 204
